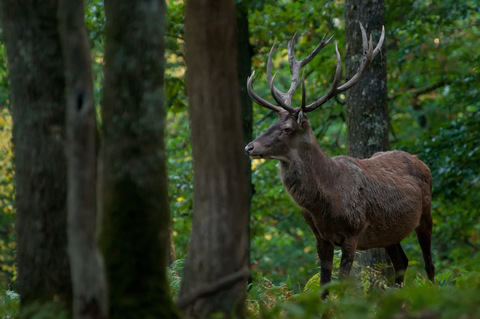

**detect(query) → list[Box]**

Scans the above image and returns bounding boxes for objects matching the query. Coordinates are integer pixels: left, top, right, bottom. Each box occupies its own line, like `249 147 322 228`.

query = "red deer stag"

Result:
245 23 434 291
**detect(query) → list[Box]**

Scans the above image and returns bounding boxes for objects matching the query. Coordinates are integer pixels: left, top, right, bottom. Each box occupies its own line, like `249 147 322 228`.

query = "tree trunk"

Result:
0 0 72 314
178 0 249 318
345 0 392 278
99 0 179 317
58 0 108 318
236 1 253 284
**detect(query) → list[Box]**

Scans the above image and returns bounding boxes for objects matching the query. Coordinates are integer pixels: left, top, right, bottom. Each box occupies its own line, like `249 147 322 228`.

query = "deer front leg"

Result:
316 239 334 299
300 209 334 297
339 237 358 279
317 239 334 286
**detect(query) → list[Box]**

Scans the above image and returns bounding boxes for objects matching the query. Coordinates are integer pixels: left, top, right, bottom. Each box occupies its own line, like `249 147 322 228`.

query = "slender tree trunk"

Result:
58 0 108 318
179 0 249 317
99 0 179 317
345 0 392 278
0 0 72 314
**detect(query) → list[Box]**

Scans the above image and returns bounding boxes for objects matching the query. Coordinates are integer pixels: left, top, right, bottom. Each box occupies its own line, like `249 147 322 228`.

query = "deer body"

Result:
279 131 430 251
246 24 434 291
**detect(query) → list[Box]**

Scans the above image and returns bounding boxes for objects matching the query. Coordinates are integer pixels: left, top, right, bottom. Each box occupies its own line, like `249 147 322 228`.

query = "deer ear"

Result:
297 110 308 126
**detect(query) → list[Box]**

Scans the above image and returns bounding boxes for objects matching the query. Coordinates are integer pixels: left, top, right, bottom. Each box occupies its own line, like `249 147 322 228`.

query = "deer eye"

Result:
284 127 292 133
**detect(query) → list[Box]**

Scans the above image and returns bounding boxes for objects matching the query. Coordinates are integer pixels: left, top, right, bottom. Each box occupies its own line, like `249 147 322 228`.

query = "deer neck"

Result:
279 130 338 209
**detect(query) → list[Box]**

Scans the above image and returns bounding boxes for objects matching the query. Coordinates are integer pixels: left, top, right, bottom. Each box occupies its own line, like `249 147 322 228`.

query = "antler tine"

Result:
303 22 385 112
246 70 283 112
335 22 383 91
287 33 297 72
372 25 385 59
303 42 342 112
266 33 305 113
286 33 334 93
266 42 285 101
360 22 368 55
301 69 306 109
270 73 297 113
299 33 335 68
271 32 335 112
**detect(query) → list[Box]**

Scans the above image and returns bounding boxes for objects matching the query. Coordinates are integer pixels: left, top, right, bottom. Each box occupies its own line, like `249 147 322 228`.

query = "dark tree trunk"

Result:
178 0 249 317
58 0 108 318
345 0 392 277
99 0 179 317
236 0 253 283
0 0 72 314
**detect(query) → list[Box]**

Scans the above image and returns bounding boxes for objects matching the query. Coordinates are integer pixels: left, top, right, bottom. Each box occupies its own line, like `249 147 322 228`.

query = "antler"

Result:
246 71 282 112
247 33 333 113
302 23 385 112
246 22 385 114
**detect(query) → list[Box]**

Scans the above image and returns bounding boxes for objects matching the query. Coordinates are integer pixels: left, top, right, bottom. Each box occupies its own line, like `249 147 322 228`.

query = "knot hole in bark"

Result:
76 91 84 111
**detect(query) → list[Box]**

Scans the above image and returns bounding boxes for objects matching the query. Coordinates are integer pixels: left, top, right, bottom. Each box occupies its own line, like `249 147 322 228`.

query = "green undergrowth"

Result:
246 266 480 319
0 289 18 318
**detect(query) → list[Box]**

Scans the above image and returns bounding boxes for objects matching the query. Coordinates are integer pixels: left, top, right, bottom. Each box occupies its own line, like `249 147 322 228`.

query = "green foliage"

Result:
165 1 186 113
387 0 480 140
85 0 105 46
0 289 18 318
166 111 192 258
20 300 69 319
246 268 480 319
168 258 184 298
247 272 294 315
85 0 106 108
0 109 15 289
414 112 480 269
0 43 9 109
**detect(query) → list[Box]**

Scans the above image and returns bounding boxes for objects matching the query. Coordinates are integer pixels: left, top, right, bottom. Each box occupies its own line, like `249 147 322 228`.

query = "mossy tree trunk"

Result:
58 0 108 318
0 0 72 314
99 0 179 317
345 0 392 277
178 0 250 318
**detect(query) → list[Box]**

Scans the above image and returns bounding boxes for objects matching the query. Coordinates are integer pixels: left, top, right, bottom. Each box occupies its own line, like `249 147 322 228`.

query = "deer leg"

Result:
385 243 409 286
316 239 334 286
316 238 334 299
301 209 334 296
415 213 435 282
339 237 358 279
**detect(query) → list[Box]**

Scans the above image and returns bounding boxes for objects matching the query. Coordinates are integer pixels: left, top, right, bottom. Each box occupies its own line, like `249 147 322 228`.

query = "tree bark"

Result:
345 0 389 157
236 0 253 284
0 0 72 313
179 0 250 317
58 0 108 318
99 0 179 317
345 0 392 277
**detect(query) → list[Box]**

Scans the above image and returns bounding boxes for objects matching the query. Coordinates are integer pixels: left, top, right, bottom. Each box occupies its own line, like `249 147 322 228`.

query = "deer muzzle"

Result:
245 142 264 159
245 143 254 155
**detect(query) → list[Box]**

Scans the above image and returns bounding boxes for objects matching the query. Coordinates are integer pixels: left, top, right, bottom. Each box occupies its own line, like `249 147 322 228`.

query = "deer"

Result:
245 23 434 294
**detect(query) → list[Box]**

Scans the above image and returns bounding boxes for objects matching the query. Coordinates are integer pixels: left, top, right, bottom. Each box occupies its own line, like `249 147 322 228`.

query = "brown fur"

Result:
246 111 434 289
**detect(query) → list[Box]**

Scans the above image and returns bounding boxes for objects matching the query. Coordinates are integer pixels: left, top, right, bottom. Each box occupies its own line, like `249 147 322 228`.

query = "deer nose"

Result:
245 143 254 154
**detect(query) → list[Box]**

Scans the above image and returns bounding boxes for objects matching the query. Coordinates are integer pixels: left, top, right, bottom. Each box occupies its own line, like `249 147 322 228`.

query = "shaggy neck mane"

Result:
279 129 339 208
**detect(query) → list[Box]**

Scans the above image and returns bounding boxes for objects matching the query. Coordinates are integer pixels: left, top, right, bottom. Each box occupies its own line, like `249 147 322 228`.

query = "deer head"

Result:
245 22 385 161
